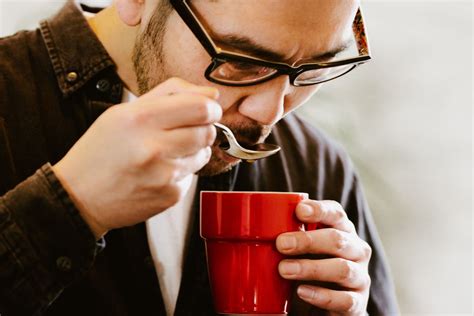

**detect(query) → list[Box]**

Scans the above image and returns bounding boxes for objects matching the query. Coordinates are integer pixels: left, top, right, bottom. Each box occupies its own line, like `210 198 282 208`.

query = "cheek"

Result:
161 14 213 86
284 85 321 113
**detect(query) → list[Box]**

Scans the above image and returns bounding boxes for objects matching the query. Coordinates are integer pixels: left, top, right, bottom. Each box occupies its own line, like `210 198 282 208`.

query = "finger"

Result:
174 146 212 177
279 258 371 290
135 94 222 129
296 200 355 233
276 229 372 262
159 125 216 157
141 147 211 188
296 285 366 313
142 77 219 100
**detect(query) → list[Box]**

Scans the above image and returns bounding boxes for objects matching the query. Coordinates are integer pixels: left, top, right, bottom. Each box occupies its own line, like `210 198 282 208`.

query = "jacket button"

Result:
96 79 111 92
56 256 72 272
66 72 78 83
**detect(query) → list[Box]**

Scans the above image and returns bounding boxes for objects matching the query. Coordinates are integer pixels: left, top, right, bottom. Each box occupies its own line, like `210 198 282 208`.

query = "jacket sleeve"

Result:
0 163 103 316
348 174 400 315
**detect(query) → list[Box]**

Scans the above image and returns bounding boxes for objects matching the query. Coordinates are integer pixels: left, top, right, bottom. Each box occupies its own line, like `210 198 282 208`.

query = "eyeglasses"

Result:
169 0 372 87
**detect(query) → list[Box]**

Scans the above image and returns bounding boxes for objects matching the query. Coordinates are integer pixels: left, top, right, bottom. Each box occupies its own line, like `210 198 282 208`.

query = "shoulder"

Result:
272 113 353 173
0 27 52 80
0 28 55 117
0 29 43 78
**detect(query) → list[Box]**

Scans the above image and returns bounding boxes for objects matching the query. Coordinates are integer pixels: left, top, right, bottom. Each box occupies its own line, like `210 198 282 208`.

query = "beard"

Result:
200 119 273 177
132 6 273 177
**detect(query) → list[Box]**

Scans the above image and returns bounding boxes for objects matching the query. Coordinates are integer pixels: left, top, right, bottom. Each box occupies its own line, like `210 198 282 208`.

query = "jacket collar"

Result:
39 0 115 98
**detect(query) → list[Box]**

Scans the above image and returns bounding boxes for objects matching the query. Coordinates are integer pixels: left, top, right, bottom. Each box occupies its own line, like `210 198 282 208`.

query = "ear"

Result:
115 0 145 26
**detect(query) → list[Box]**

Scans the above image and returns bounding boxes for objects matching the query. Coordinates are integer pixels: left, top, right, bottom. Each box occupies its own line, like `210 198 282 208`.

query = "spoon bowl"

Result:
214 123 281 161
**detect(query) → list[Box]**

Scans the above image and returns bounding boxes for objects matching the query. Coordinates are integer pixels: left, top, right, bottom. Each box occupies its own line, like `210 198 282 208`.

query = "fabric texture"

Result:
0 1 399 315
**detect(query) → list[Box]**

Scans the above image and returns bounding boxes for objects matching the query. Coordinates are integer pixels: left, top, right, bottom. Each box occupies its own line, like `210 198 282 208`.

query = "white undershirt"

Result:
121 89 198 316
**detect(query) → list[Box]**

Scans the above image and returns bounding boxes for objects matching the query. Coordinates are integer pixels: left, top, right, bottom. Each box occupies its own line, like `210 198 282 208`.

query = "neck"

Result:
87 5 140 95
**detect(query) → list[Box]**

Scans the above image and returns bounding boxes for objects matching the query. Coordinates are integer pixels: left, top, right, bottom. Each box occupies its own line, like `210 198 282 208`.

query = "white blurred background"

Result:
1 0 472 314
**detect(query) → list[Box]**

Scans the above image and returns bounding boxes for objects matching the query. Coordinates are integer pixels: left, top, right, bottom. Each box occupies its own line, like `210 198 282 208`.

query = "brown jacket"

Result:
0 2 398 315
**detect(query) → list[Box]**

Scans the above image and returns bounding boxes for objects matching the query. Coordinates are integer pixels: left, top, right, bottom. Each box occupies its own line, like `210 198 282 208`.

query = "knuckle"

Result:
133 141 159 168
320 200 330 211
362 242 372 260
334 208 346 221
363 274 372 289
338 259 356 283
329 201 346 219
348 221 356 232
332 201 344 211
124 107 149 128
331 230 348 252
343 293 359 312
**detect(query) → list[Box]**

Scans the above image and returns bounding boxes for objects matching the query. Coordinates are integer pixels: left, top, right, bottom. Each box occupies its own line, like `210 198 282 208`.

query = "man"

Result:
0 0 398 315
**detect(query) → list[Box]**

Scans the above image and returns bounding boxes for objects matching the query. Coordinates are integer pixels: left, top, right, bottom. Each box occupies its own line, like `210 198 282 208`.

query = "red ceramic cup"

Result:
200 191 308 315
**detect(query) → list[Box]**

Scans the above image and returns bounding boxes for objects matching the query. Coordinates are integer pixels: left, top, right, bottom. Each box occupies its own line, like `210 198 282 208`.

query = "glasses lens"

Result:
209 60 278 84
294 64 356 85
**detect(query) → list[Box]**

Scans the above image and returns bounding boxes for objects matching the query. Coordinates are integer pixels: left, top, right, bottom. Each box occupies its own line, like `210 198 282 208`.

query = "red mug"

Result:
200 191 308 315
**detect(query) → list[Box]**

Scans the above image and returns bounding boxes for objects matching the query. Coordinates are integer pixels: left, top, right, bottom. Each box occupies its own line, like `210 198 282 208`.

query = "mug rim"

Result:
201 191 308 195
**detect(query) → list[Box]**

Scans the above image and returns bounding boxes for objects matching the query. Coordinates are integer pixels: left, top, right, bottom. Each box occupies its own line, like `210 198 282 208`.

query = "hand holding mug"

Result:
277 200 372 315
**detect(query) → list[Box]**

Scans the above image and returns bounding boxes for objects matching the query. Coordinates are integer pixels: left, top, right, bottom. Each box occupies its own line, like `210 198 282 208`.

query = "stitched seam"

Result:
39 20 67 90
61 59 115 97
39 20 115 97
39 9 117 97
38 164 98 265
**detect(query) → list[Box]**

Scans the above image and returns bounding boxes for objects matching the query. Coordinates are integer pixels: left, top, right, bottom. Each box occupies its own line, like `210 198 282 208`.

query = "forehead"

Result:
189 0 359 61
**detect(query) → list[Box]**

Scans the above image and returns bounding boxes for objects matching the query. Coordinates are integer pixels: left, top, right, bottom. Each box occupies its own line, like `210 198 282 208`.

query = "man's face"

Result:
133 0 358 176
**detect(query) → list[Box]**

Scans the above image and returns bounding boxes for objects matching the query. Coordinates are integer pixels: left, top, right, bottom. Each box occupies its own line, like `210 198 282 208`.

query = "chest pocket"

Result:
0 118 17 195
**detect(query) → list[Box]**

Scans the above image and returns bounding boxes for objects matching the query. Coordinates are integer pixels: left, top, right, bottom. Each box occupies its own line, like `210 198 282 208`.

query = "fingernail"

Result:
297 286 315 300
208 101 222 120
278 235 297 250
280 261 300 276
299 203 314 218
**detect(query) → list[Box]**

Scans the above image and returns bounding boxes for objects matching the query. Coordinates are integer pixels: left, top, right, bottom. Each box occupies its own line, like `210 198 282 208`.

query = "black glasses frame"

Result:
169 0 372 87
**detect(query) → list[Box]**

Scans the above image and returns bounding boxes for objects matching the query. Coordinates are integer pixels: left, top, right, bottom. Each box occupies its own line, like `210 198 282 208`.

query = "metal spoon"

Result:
213 123 281 161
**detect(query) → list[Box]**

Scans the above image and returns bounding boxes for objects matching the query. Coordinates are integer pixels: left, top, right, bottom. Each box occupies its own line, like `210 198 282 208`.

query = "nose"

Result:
237 75 294 126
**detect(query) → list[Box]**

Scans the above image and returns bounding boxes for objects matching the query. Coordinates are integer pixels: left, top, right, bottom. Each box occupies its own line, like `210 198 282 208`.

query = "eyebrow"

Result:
212 34 353 63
